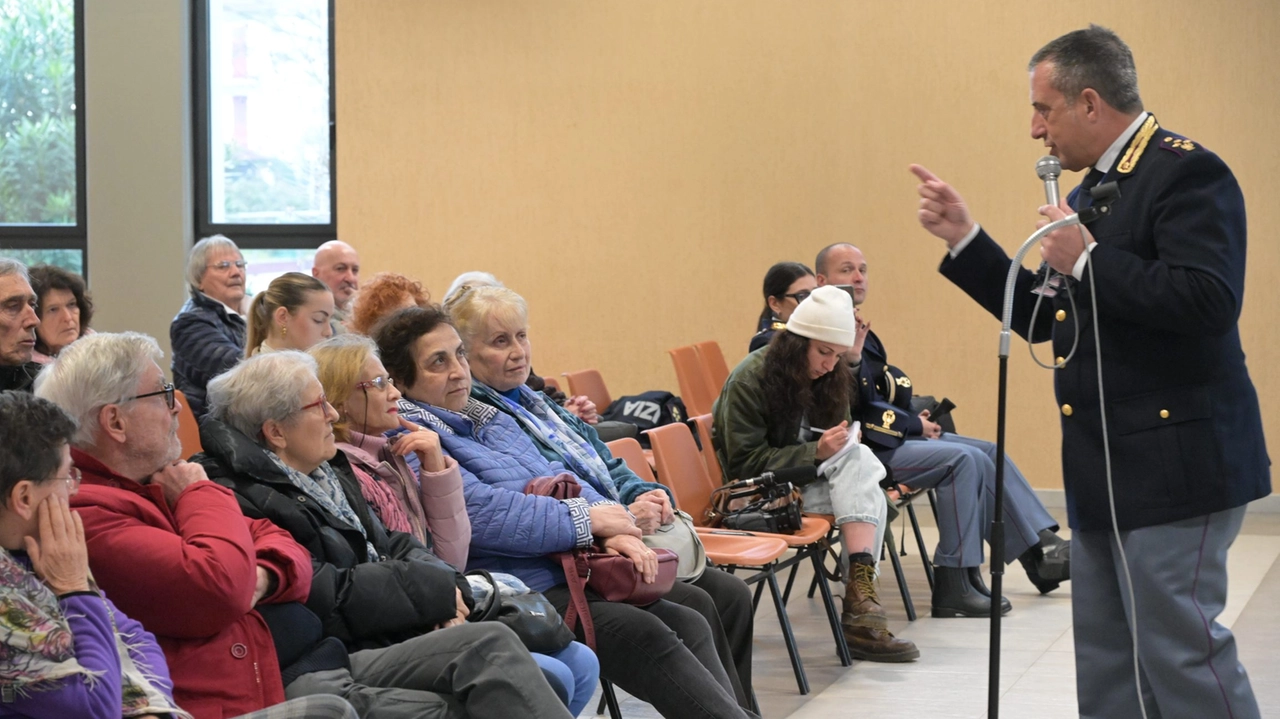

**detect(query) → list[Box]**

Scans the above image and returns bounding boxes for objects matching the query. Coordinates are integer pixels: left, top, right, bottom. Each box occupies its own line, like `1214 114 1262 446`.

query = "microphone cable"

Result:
1023 237 1149 719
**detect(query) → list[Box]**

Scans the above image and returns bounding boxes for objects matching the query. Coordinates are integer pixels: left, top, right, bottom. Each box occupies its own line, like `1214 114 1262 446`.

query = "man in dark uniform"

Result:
0 258 42 393
912 25 1267 718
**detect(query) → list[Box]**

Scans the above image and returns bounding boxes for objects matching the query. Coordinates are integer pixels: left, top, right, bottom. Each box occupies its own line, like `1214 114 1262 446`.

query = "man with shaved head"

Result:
0 258 43 392
312 241 360 333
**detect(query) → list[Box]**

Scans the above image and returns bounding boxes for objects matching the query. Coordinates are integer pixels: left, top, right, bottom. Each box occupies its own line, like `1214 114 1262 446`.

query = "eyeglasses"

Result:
297 394 331 415
208 260 248 271
356 376 394 392
784 290 812 303
123 383 176 411
55 467 81 495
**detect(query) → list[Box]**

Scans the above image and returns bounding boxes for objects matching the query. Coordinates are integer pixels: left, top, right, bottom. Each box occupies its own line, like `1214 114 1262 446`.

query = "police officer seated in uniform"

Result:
813 243 1071 616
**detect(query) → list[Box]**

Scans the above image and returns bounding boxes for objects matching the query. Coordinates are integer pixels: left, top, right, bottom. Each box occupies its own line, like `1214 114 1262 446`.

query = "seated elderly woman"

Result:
349 272 432 336
196 351 578 718
373 306 755 719
446 286 758 711
0 392 358 719
310 334 600 716
246 272 335 356
28 264 94 364
170 234 249 418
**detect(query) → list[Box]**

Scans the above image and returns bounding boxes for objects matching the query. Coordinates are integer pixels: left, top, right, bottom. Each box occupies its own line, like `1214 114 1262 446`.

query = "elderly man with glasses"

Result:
34 332 577 719
171 234 250 418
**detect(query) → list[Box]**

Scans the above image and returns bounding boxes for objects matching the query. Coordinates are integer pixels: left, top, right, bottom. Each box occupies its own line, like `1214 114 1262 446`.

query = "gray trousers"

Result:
285 623 572 719
1073 506 1259 719
233 696 358 719
890 433 1056 568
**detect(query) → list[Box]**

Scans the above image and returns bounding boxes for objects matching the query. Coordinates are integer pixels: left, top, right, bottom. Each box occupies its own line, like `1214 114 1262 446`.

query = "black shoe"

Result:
1019 531 1071 594
966 567 1012 614
932 566 1009 618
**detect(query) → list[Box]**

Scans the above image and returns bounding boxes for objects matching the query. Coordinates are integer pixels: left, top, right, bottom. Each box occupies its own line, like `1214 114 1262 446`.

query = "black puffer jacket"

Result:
194 417 471 651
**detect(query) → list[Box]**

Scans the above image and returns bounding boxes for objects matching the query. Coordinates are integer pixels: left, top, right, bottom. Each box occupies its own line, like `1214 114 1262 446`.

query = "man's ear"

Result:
815 274 829 286
6 480 40 522
261 419 288 453
1080 88 1102 120
98 403 128 445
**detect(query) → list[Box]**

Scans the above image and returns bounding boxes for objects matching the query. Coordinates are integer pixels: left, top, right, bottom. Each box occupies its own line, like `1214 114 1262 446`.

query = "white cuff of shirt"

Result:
948 223 982 258
1071 241 1098 280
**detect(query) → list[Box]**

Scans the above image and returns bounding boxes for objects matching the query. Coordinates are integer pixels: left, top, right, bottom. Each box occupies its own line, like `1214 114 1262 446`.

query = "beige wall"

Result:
336 1 1280 490
84 0 192 359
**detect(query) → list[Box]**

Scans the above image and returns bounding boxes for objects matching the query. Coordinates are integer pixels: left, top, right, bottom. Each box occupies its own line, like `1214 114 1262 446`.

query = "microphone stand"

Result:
987 185 1117 719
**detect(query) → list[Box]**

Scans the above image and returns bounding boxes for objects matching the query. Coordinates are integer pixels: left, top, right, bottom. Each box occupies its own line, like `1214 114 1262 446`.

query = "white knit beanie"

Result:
785 285 856 346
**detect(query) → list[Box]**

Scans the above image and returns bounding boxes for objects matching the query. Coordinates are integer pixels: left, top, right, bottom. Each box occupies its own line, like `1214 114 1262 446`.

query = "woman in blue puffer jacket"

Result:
374 305 755 719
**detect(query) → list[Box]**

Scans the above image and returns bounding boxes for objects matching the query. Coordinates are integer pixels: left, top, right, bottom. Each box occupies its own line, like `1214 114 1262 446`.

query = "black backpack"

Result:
600 391 689 449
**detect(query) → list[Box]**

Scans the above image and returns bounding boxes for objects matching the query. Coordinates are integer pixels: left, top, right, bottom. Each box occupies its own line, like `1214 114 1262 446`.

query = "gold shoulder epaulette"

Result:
1161 136 1198 152
770 321 786 331
1116 115 1160 174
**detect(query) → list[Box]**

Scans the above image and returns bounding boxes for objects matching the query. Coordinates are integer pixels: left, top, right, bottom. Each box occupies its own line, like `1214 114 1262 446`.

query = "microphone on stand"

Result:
1032 156 1063 293
1036 155 1062 206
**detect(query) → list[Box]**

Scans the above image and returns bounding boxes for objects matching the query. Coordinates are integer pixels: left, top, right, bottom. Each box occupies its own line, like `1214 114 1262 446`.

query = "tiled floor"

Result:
587 511 1280 718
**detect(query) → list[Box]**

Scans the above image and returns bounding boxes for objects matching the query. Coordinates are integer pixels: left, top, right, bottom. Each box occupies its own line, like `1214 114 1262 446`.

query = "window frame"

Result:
0 0 88 274
191 0 337 250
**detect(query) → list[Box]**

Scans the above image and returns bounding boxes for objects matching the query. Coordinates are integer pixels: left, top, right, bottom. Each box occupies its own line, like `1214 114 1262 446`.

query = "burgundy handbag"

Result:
525 473 678 648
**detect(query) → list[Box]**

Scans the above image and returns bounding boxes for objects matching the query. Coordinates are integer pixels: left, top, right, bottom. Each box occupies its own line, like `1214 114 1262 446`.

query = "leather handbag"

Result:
524 473 679 648
642 509 708 582
465 569 575 654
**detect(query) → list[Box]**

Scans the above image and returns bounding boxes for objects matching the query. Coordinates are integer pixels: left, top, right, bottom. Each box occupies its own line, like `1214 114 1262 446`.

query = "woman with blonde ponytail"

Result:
245 272 335 356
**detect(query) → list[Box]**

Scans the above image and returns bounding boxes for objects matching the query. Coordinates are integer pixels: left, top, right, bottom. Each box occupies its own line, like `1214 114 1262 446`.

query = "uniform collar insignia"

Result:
1115 115 1159 175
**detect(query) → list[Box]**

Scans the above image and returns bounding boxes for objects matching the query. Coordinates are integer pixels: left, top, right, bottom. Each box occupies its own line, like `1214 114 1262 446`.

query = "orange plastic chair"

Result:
690 414 723 486
694 340 730 396
644 422 851 675
561 369 612 411
667 345 717 417
606 437 805 693
174 389 203 457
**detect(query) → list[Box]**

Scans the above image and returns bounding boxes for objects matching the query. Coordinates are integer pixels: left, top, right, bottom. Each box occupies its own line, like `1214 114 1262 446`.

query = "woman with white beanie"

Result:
710 286 919 662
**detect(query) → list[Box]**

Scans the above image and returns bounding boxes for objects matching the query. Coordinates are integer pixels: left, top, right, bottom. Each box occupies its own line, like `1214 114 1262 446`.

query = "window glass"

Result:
206 0 330 225
0 0 78 225
241 247 314 296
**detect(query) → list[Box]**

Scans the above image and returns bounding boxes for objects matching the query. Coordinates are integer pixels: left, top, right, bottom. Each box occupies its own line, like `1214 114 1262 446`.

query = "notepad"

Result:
817 421 861 476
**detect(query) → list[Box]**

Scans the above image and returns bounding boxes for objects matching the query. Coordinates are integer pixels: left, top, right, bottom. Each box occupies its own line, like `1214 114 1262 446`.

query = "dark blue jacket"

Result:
941 116 1270 531
396 397 615 592
169 291 246 418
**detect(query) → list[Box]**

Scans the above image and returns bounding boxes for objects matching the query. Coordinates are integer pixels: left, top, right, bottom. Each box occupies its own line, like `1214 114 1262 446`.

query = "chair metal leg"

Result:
884 531 917 621
810 549 852 666
599 678 623 718
752 573 767 611
928 489 940 522
905 502 935 591
765 566 809 694
806 571 820 599
780 557 802 605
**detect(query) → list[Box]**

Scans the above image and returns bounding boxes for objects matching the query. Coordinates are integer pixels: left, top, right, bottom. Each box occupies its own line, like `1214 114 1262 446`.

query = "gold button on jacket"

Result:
1160 409 1170 419
1061 404 1073 417
1055 309 1067 321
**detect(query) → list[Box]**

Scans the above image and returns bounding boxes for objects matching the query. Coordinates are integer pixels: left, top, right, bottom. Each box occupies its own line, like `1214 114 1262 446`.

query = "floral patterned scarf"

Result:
0 548 192 716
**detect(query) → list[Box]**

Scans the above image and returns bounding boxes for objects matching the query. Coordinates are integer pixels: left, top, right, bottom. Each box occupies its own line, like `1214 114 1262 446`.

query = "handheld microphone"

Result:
1036 155 1061 207
725 465 819 491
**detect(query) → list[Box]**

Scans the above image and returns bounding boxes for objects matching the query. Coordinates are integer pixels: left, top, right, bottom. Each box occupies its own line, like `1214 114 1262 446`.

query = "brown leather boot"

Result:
842 560 887 630
842 625 921 663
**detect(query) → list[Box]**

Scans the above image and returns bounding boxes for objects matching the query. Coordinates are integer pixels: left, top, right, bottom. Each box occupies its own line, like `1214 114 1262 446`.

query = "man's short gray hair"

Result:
0 257 30 283
1029 25 1143 115
33 332 164 448
186 235 242 294
207 351 320 443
